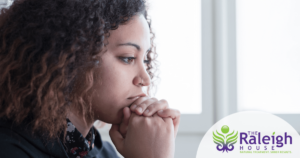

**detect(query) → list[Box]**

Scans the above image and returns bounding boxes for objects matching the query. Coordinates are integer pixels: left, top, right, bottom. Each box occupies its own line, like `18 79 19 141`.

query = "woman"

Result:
0 0 180 158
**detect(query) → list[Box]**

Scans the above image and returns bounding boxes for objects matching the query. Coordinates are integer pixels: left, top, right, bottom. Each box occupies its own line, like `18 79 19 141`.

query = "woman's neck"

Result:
67 111 94 137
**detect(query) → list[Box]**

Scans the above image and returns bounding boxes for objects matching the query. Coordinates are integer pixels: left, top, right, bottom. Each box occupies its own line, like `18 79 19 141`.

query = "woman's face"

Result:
90 14 151 124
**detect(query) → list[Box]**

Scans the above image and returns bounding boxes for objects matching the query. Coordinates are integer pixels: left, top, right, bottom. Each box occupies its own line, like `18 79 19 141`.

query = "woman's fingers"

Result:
109 124 125 155
130 97 158 115
157 108 181 138
157 108 181 120
130 97 170 116
123 107 131 125
142 99 169 117
129 97 180 138
130 96 150 111
119 107 131 138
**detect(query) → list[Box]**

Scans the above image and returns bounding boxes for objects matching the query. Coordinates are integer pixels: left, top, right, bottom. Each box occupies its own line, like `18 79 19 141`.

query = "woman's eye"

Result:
119 57 136 64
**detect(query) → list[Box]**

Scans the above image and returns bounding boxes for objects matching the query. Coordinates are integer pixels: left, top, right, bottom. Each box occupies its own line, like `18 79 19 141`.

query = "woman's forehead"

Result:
107 15 151 50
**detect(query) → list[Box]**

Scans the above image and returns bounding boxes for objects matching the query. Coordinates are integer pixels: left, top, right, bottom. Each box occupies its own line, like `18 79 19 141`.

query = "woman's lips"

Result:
127 94 146 107
127 93 146 100
128 96 140 100
127 96 143 107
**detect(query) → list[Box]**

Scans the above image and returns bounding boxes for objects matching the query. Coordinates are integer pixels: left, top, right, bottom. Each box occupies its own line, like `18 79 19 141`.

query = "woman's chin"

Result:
94 108 124 124
98 112 123 125
102 117 122 125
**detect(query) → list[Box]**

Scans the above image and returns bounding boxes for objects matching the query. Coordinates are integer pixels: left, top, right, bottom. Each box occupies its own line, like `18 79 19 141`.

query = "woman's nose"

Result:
133 68 151 87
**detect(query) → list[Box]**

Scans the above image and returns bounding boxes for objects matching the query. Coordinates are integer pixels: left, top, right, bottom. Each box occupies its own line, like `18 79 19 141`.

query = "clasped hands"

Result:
109 97 180 158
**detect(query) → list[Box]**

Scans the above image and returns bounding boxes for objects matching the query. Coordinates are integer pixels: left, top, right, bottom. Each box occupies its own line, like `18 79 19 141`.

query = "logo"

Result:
197 111 300 158
213 125 239 153
239 131 292 151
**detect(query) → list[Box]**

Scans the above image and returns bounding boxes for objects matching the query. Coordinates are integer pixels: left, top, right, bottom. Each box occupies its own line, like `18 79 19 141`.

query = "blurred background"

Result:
1 0 300 157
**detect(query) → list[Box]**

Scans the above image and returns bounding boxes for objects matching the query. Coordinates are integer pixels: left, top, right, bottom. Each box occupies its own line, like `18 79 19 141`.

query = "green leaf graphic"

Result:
273 132 275 135
213 131 224 144
226 130 235 139
227 131 238 144
216 130 225 139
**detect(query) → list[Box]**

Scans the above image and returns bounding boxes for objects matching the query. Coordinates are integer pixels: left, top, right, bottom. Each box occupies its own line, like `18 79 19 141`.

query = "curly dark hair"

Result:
0 0 157 139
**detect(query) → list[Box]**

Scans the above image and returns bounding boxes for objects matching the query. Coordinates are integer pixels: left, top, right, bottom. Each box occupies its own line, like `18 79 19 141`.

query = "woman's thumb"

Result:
109 124 124 155
119 107 131 138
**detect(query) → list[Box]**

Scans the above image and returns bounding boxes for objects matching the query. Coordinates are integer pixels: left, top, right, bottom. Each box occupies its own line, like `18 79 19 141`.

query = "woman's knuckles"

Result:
130 115 142 126
145 104 154 111
133 96 149 105
132 97 158 107
151 97 159 102
159 99 168 105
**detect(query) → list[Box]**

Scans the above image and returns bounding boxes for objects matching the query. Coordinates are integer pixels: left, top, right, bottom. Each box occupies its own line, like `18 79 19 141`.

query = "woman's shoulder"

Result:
0 123 31 158
0 118 120 158
0 118 68 158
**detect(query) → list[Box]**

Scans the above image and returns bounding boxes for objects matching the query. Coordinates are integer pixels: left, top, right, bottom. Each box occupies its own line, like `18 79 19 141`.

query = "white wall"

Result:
0 0 7 8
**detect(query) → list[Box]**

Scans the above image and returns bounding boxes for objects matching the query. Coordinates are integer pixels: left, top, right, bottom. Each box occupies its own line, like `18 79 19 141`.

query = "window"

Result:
209 0 300 132
236 0 300 114
148 0 202 114
146 0 214 134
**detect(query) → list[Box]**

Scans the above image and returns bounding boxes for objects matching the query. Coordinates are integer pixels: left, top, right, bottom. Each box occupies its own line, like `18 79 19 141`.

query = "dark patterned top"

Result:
64 118 96 158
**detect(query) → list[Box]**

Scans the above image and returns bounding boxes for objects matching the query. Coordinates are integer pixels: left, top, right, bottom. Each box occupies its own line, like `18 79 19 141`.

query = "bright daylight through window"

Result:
147 0 202 114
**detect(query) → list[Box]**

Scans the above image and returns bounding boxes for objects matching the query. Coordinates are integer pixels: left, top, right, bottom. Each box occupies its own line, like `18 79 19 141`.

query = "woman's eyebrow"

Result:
117 42 151 53
117 42 140 51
